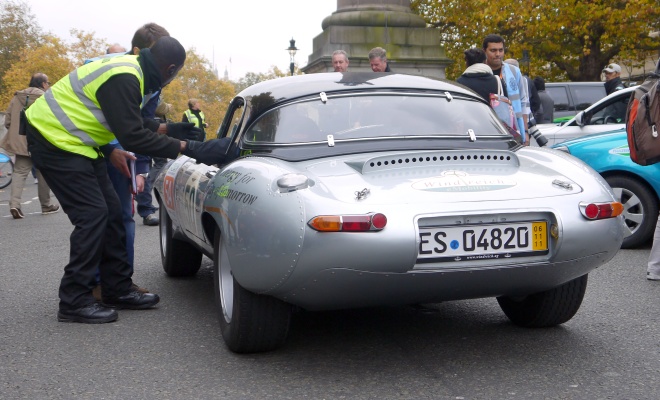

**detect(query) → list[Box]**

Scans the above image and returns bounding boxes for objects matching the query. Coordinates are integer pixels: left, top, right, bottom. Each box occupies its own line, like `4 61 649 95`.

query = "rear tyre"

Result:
497 274 588 327
606 175 658 248
159 199 202 277
213 227 291 353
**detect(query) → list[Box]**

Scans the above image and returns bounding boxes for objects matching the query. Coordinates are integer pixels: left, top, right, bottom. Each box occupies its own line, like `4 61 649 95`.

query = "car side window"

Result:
217 99 245 139
586 92 630 125
547 87 569 111
571 86 607 111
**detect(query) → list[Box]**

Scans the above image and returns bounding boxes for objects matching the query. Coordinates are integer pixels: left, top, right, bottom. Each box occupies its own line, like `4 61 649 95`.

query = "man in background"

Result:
1 73 59 219
368 47 392 72
332 50 350 72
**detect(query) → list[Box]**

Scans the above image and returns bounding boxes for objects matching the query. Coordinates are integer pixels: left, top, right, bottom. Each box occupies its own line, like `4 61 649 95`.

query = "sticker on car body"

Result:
412 170 517 192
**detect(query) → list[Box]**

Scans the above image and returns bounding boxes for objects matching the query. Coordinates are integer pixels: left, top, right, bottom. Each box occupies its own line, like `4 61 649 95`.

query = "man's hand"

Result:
108 149 136 178
166 122 203 141
182 138 232 165
136 175 146 193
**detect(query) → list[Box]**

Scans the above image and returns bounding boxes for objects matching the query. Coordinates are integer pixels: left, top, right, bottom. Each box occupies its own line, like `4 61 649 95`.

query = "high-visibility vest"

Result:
184 109 206 129
26 55 145 159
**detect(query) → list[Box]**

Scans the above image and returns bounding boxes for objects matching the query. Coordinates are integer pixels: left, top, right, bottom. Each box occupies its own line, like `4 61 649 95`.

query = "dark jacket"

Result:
457 71 498 103
536 90 555 123
605 77 625 95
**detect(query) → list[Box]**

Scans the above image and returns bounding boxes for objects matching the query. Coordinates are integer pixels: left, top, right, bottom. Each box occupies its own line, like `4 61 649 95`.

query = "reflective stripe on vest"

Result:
26 55 144 159
184 109 205 128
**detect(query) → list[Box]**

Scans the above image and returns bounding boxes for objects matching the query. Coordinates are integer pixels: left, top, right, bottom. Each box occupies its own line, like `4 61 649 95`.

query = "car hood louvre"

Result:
345 150 520 175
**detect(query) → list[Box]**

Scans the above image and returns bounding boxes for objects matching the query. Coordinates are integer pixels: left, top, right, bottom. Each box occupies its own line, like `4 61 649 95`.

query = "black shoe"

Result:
143 214 159 226
102 291 160 310
58 303 118 324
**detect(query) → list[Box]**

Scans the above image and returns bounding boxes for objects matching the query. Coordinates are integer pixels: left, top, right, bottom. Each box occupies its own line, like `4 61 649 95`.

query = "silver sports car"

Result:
154 72 624 353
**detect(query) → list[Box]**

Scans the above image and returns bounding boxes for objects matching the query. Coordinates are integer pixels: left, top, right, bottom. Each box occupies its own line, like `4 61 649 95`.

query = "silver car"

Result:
535 86 634 147
155 73 624 353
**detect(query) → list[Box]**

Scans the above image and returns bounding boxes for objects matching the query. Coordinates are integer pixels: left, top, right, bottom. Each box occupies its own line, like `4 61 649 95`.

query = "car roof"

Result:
237 72 480 114
546 82 605 86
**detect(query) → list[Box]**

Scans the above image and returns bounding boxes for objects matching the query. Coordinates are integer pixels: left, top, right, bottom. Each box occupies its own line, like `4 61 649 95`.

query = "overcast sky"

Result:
24 0 337 80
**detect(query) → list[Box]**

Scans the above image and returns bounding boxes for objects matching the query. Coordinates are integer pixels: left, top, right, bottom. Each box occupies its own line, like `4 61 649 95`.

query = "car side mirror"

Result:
575 111 586 127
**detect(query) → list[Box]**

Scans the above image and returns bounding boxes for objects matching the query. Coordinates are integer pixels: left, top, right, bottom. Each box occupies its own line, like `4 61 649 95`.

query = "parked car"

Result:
553 130 659 248
155 72 624 353
535 86 635 147
545 82 607 121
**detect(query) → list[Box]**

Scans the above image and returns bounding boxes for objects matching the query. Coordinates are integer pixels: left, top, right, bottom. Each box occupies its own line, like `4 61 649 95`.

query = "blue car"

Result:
553 130 660 248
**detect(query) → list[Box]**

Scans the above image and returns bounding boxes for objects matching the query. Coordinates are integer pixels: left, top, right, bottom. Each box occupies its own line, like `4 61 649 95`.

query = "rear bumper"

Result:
277 251 612 310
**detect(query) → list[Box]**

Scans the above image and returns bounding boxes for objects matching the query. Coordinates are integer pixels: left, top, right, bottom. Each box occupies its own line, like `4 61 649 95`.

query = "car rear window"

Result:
244 94 510 144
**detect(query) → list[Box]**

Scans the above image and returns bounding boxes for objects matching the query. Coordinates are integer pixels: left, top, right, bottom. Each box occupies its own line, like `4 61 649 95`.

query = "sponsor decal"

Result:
213 185 258 205
412 170 516 192
608 145 630 157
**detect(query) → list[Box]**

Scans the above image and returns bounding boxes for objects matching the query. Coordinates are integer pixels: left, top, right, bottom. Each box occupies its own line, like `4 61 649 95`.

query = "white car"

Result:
535 86 634 147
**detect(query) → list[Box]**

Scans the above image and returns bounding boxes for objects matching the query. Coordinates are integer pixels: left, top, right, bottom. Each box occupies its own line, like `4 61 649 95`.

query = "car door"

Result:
546 89 631 145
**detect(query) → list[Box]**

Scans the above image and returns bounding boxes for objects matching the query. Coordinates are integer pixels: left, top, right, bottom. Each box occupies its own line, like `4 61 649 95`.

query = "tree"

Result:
411 0 660 81
0 0 43 93
232 66 289 93
67 28 110 66
161 49 236 139
0 35 73 107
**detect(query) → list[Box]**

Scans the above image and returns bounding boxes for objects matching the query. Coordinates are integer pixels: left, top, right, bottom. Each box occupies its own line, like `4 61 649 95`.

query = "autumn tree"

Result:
162 49 236 139
0 0 43 93
233 66 290 93
66 28 110 66
411 0 660 81
0 35 74 107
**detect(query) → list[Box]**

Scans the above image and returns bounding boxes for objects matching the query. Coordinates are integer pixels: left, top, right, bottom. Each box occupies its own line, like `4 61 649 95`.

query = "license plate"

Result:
417 221 548 263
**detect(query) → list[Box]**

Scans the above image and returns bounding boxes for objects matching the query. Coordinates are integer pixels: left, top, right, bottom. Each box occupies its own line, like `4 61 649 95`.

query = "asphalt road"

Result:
1 182 659 400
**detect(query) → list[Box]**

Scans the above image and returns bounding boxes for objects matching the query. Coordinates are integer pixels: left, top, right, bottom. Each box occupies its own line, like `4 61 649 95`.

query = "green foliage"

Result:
411 0 660 81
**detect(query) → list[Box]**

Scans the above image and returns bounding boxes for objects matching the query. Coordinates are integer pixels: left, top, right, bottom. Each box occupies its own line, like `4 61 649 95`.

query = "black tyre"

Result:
213 228 291 353
159 199 202 277
497 274 588 327
606 175 658 249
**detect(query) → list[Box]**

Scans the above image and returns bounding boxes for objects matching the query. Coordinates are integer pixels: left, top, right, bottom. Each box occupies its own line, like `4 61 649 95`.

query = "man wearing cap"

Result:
603 63 625 95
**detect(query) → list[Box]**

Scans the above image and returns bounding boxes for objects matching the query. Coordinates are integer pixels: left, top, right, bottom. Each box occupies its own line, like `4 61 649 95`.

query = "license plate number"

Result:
417 221 548 263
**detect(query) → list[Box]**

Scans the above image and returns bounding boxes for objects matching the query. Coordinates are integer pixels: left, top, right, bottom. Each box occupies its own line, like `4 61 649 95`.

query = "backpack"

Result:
626 73 660 166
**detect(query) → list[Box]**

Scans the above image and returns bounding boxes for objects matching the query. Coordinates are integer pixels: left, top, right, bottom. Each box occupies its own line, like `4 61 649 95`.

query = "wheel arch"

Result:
599 169 660 203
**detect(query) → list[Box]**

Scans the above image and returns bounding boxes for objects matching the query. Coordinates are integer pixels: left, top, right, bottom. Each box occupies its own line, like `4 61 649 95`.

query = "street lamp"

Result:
520 50 530 77
286 38 298 76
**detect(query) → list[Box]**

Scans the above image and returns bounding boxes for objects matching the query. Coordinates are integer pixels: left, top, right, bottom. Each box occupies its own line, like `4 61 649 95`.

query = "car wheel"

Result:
213 227 291 353
158 199 202 277
606 175 658 249
497 274 588 327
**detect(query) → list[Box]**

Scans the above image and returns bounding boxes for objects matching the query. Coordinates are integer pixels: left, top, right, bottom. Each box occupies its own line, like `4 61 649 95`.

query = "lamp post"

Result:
520 50 530 77
286 38 298 76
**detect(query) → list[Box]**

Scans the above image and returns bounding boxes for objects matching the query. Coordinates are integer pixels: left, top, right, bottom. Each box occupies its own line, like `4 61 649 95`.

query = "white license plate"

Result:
417 221 548 263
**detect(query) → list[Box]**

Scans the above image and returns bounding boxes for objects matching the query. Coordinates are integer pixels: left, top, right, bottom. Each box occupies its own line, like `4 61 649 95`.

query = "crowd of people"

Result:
0 26 642 324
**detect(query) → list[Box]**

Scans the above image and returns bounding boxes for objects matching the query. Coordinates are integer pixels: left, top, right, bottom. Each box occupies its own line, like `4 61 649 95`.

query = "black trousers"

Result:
27 127 133 310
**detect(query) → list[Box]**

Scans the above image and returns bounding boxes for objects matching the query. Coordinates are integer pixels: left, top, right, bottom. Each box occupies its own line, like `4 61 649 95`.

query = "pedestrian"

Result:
456 48 498 103
332 50 350 72
603 63 625 95
182 98 208 141
368 47 392 72
25 36 231 324
0 72 59 219
533 77 554 123
483 34 528 143
133 22 172 227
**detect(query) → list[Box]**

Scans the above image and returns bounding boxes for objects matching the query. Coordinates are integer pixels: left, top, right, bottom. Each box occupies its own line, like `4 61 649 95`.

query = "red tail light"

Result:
308 213 387 232
580 202 624 220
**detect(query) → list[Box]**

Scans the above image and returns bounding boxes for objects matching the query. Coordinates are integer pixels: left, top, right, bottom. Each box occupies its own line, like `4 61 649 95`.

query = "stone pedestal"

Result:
301 0 451 79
